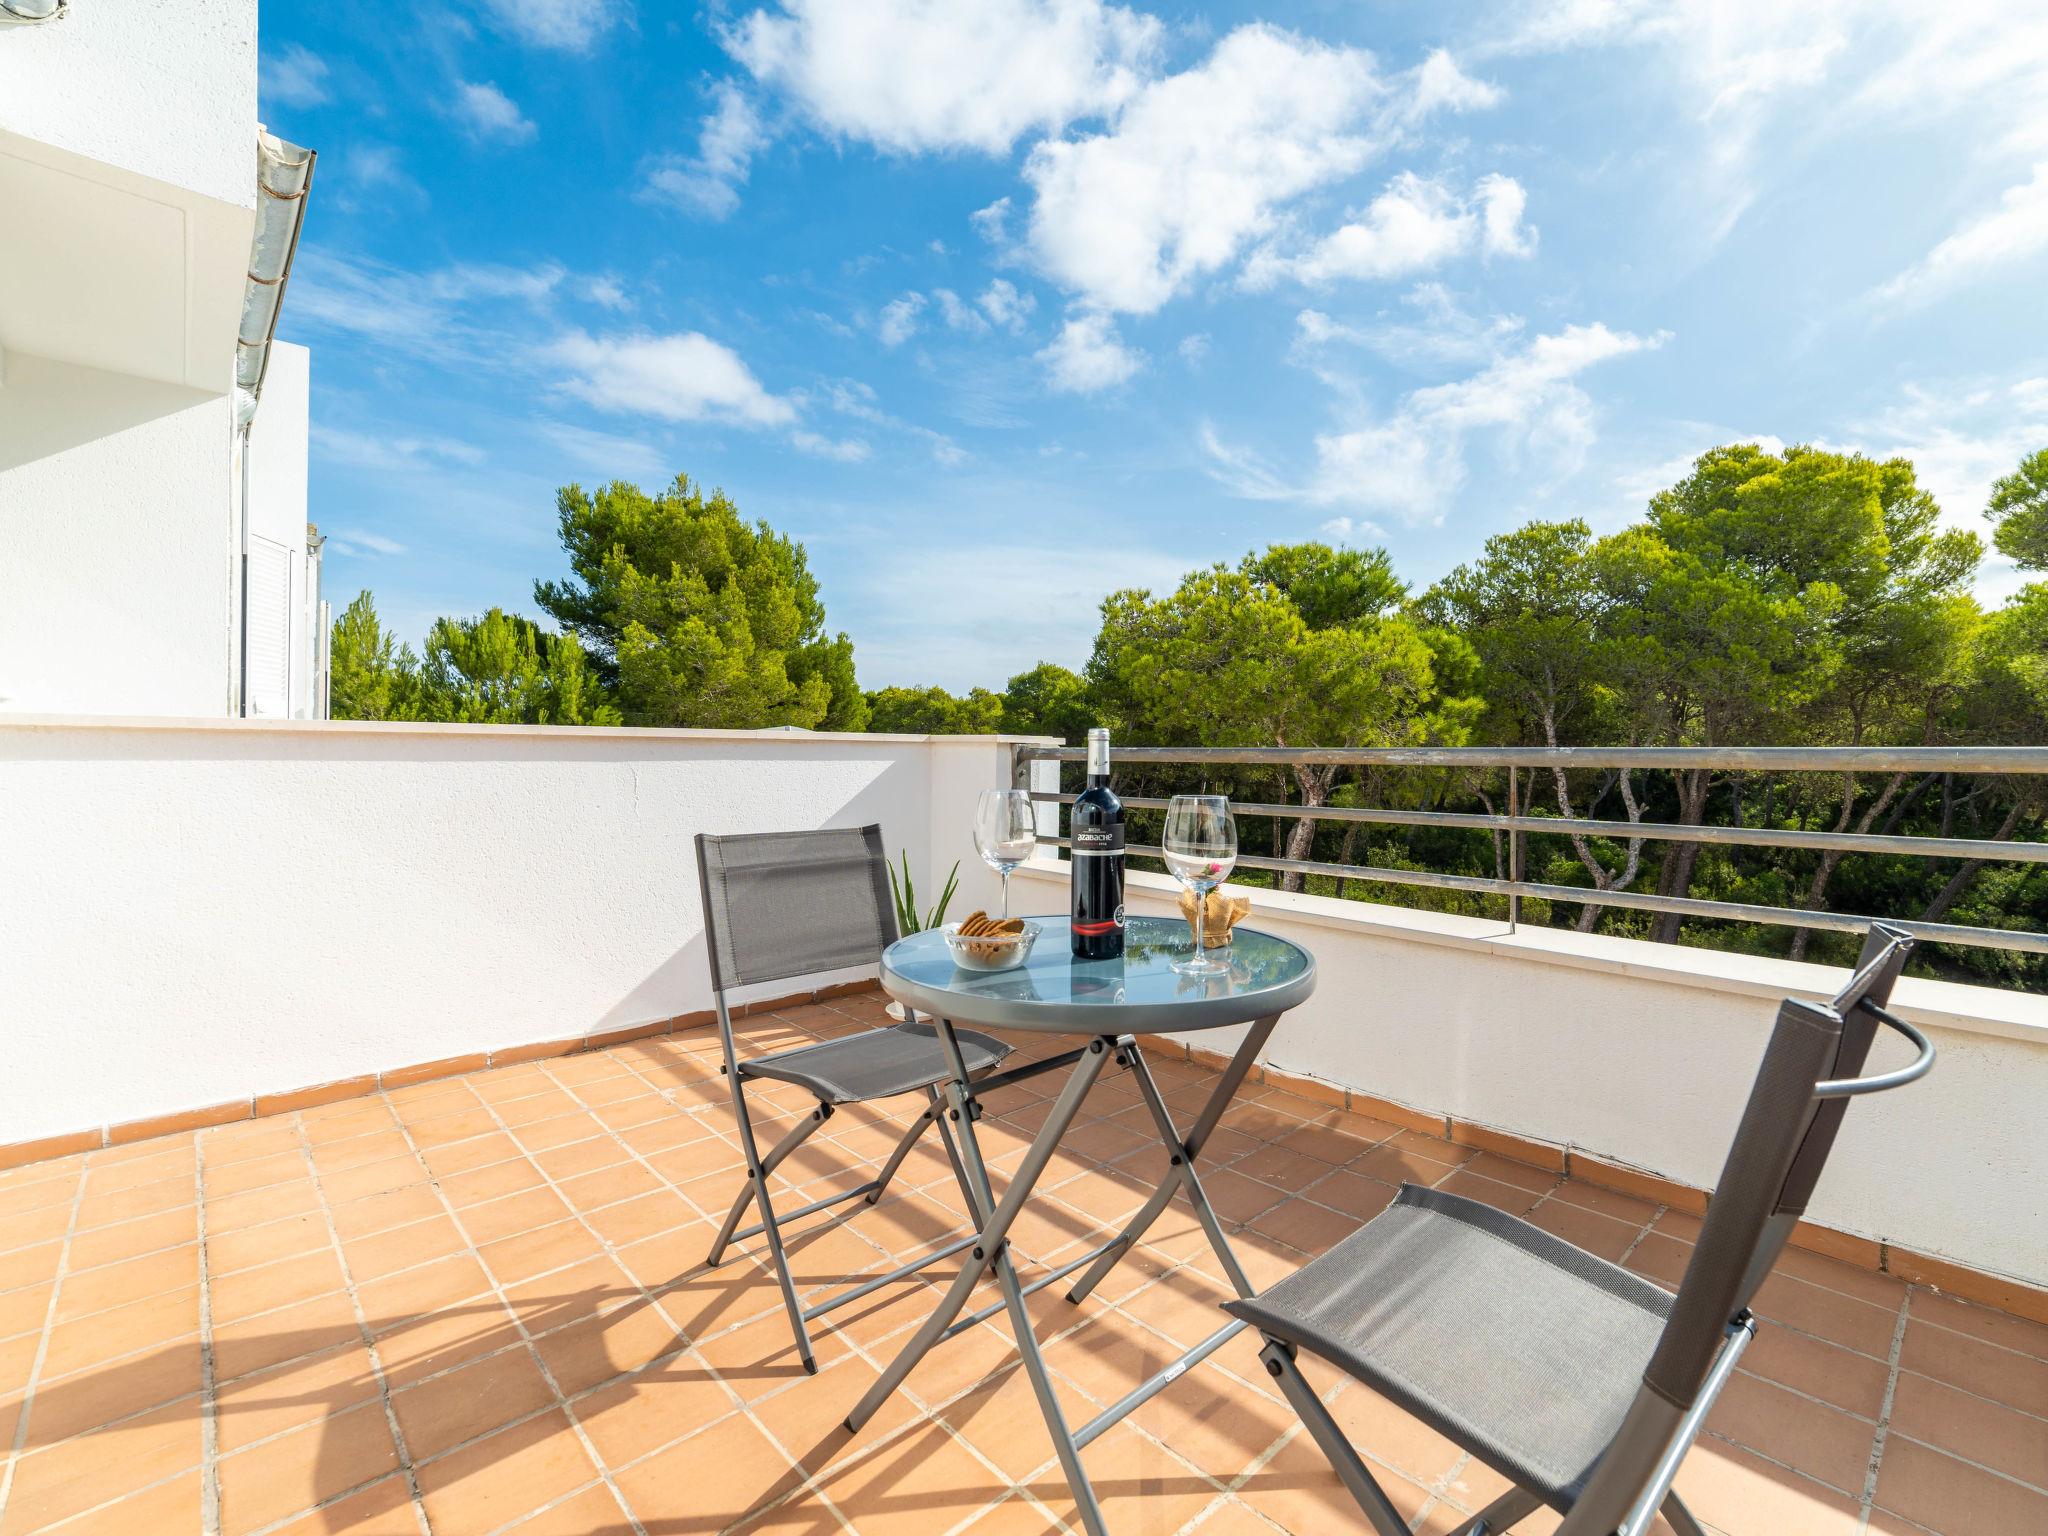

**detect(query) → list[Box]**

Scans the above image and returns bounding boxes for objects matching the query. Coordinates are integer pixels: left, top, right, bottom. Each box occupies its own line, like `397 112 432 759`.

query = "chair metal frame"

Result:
694 825 1016 1373
1239 923 1930 1536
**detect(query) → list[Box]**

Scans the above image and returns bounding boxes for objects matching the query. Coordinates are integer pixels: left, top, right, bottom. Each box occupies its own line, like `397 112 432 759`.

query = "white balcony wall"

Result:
0 718 1027 1142
2 714 2041 1291
1013 862 2048 1292
0 0 258 209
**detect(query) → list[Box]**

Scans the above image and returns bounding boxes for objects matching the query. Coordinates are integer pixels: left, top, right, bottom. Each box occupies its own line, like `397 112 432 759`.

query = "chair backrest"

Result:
1640 923 1914 1411
1564 925 1921 1533
695 825 900 998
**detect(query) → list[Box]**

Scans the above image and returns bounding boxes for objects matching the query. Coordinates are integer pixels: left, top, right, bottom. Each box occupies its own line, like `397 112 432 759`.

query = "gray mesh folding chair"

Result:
695 825 1013 1373
1225 923 1933 1536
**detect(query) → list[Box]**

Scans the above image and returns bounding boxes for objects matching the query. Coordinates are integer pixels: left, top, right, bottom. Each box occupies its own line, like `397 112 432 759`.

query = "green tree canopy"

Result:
1090 552 1448 883
865 684 1005 734
1986 447 2048 571
534 476 866 730
415 608 620 726
329 591 419 722
999 662 1095 740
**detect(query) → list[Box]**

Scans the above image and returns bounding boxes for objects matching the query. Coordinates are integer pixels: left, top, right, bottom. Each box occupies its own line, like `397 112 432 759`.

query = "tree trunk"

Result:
1333 816 1363 901
1280 763 1335 892
1920 801 2028 923
1650 769 1712 944
1788 772 1907 962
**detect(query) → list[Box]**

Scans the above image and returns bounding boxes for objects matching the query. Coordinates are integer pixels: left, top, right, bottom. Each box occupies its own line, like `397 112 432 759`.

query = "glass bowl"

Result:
941 920 1039 973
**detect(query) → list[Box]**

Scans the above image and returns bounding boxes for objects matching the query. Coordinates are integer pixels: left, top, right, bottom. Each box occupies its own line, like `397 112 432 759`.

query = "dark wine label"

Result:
1072 825 1125 854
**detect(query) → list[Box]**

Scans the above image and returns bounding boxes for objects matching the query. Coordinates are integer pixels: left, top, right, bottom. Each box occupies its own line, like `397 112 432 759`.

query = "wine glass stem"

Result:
1193 889 1206 954
1000 870 1011 920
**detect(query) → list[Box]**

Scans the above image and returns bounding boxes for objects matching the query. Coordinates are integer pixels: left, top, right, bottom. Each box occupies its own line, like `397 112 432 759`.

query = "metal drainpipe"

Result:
236 417 252 715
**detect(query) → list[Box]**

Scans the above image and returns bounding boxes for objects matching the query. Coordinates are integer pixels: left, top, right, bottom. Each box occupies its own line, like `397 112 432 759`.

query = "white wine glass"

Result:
1164 794 1237 976
974 788 1039 918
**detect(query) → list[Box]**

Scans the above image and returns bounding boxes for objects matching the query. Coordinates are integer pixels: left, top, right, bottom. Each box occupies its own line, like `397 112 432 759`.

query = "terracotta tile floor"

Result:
3 991 2044 1535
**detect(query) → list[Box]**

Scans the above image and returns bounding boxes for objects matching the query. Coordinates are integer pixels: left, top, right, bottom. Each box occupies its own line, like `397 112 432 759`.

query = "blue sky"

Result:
262 1 2048 691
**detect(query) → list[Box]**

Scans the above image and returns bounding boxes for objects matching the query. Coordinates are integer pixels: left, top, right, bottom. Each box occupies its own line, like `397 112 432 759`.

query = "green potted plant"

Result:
885 851 959 1019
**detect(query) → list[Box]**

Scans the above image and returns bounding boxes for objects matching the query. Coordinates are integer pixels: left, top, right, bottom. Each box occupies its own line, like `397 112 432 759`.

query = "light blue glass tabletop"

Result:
880 915 1316 1035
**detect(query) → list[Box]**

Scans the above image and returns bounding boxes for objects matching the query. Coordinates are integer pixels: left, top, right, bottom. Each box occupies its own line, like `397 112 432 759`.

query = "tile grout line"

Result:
1856 1285 1914 1531
405 1073 664 1536
290 1110 435 1536
0 1158 87 1524
196 1133 223 1536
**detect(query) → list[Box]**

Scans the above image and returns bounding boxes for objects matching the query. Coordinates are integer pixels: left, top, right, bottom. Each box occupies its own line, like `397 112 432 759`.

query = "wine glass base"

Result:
1172 954 1230 976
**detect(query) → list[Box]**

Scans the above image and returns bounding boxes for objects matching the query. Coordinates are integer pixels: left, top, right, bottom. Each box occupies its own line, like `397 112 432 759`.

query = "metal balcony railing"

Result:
1008 744 2048 956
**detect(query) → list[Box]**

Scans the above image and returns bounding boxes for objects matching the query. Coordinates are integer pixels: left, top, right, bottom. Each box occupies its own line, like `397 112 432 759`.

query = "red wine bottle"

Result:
1070 727 1125 959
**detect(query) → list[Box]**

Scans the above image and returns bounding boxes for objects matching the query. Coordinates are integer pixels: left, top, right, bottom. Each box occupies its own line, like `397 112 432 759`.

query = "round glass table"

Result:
852 914 1318 1536
880 914 1316 1035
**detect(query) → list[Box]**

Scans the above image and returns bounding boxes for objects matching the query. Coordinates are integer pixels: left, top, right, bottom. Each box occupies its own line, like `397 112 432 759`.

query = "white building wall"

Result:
243 341 319 716
0 0 259 209
0 377 233 714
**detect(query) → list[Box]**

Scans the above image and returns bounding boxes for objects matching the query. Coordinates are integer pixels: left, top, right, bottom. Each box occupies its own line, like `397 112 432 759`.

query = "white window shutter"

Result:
248 536 293 716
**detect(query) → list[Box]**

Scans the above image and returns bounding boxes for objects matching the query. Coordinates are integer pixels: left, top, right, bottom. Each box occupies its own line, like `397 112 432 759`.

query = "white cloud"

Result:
453 81 538 145
825 380 967 464
1495 2 2048 242
978 279 1036 331
971 198 1015 248
1022 24 1388 314
290 253 568 357
1198 422 1295 500
1204 322 1664 521
1310 323 1665 519
1178 333 1211 365
585 276 629 310
933 289 989 333
1244 172 1534 288
1408 50 1502 117
547 330 797 426
790 430 872 462
1320 516 1388 543
1854 376 2048 541
1037 313 1142 392
480 0 619 53
325 530 407 559
1873 161 2048 307
729 0 1161 154
878 292 927 346
537 421 670 481
312 427 486 473
643 82 767 219
262 44 330 109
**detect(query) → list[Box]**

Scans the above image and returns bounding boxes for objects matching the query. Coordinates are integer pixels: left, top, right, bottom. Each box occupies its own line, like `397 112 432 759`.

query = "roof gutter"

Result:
235 128 315 427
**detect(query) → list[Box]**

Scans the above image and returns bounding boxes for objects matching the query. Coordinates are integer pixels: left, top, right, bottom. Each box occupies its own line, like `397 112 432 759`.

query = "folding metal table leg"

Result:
1067 1015 1281 1304
1118 1038 1257 1299
844 1035 1112 1438
933 1044 1112 1536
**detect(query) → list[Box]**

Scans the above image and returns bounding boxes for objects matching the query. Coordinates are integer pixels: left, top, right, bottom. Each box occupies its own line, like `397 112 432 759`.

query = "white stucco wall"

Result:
0 380 232 714
0 719 1026 1146
1011 861 2048 1289
0 0 258 209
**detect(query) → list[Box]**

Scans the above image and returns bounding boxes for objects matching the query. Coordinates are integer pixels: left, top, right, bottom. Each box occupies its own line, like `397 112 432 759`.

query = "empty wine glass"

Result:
974 788 1039 918
1164 794 1237 976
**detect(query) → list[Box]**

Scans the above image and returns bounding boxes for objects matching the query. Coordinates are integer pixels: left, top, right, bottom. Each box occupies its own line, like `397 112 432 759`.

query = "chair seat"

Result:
1224 1182 1674 1509
739 1020 1012 1105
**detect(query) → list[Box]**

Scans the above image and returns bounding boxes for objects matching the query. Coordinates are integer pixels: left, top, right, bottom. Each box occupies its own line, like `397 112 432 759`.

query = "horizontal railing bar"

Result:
1015 744 2048 772
1034 838 2048 954
1028 793 2048 865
